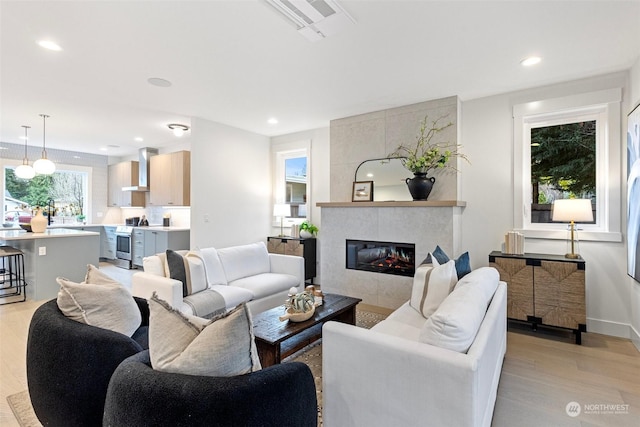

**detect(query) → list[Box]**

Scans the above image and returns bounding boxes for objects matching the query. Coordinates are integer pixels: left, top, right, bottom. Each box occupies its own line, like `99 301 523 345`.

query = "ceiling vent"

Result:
265 0 356 42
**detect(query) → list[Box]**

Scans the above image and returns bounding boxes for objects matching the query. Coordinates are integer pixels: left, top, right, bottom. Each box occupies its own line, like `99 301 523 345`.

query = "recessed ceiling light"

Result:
147 77 172 87
268 118 278 125
37 40 62 51
521 56 542 67
134 137 144 142
99 147 108 152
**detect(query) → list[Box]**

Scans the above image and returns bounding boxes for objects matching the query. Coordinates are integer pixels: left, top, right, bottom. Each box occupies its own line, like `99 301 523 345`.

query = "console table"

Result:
267 236 316 283
488 251 586 344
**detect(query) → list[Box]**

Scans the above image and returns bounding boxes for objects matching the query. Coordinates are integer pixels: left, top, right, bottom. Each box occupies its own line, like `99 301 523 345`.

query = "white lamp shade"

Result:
552 199 593 222
273 203 291 217
15 164 36 179
33 158 56 175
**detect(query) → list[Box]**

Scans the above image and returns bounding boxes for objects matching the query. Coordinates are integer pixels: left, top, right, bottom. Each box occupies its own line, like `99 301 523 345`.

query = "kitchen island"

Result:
0 228 100 301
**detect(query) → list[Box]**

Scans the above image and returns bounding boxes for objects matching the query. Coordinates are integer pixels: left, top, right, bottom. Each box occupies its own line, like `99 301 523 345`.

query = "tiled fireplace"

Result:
318 202 464 310
346 239 416 277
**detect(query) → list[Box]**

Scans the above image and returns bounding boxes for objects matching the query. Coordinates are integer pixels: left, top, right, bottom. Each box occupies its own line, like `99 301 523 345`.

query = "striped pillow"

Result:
409 259 458 318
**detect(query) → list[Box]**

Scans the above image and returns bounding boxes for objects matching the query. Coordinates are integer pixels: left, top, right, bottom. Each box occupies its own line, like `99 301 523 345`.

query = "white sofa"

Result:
132 241 304 316
322 266 507 427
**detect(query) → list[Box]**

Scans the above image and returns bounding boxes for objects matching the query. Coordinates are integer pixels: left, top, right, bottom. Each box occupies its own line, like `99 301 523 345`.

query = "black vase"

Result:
406 173 435 201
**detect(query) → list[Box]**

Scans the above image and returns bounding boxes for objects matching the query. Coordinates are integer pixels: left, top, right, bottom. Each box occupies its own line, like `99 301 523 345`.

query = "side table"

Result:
267 236 316 283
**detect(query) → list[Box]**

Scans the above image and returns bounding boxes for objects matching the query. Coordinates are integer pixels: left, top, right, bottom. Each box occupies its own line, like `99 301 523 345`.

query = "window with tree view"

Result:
530 120 596 224
4 167 88 225
285 157 307 218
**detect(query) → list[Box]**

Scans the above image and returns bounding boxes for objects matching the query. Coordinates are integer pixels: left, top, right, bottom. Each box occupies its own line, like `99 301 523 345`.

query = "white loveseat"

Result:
322 266 507 427
132 242 304 317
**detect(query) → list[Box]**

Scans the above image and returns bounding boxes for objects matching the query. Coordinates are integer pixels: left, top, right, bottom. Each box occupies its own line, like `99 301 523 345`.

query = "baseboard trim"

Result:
630 324 640 352
587 317 633 339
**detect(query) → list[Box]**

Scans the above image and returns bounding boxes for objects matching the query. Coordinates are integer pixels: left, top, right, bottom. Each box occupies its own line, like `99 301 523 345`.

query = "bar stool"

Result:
0 245 28 304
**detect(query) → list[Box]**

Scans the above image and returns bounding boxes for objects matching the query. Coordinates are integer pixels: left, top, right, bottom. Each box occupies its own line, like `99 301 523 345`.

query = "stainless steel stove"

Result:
114 225 134 269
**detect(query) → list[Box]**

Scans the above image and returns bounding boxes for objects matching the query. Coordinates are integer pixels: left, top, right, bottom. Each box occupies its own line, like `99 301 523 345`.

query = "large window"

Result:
4 165 90 224
513 89 622 241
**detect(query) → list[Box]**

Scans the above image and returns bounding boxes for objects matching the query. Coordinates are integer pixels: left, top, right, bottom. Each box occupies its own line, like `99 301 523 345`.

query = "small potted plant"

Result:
279 290 315 322
299 220 318 238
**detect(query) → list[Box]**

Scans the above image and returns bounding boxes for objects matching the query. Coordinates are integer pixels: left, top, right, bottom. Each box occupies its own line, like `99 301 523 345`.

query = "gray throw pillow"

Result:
148 294 262 377
56 265 141 337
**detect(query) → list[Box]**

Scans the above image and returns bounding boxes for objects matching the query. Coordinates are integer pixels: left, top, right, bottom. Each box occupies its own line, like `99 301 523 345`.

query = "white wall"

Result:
461 71 634 339
630 56 640 350
190 117 271 249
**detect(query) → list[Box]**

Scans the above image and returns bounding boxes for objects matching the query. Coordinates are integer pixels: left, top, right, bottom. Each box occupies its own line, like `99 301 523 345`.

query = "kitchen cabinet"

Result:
267 236 316 283
149 151 190 206
108 161 145 207
101 226 117 260
489 251 586 344
136 229 190 262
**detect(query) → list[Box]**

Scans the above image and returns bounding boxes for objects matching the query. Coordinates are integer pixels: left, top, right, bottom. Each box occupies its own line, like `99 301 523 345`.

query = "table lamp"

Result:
552 199 593 259
273 204 291 237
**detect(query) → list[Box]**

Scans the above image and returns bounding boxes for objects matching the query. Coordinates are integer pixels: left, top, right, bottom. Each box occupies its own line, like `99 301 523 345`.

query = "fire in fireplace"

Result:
346 239 416 277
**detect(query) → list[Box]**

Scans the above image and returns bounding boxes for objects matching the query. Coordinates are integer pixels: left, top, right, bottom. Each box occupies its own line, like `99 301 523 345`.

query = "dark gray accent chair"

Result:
26 297 149 427
103 350 318 427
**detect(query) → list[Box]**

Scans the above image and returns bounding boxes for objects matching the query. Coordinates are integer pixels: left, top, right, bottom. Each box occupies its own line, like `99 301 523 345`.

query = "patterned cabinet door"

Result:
534 261 586 330
490 256 533 321
284 239 304 257
267 238 286 255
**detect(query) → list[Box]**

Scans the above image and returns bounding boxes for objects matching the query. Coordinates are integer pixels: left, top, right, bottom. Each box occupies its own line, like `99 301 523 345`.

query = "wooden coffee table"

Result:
252 293 361 367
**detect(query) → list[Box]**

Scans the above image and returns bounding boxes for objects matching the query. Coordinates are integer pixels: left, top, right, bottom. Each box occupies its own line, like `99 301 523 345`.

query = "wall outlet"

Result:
38 246 46 256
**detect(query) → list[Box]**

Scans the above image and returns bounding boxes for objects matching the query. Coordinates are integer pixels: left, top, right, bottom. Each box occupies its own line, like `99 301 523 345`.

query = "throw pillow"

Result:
421 245 471 279
148 294 262 377
419 273 499 353
166 249 188 297
56 266 141 337
409 259 458 318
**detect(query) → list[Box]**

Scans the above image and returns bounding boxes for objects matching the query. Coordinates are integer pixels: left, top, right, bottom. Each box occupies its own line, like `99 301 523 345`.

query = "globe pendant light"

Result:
15 125 36 179
33 114 56 175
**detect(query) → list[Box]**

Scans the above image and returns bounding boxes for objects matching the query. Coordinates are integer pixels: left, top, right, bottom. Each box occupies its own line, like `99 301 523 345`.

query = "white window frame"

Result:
272 140 311 227
513 88 622 242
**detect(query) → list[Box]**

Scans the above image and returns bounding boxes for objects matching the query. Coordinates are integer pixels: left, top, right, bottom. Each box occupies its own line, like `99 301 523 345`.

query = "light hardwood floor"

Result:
1 265 639 426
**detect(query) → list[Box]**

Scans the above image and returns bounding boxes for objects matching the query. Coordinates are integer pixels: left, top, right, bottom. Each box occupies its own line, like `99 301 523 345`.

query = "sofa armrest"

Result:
322 322 479 427
268 253 305 288
131 272 183 309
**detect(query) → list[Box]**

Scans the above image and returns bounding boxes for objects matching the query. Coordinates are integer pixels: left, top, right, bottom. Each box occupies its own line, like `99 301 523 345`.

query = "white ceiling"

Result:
1 0 639 157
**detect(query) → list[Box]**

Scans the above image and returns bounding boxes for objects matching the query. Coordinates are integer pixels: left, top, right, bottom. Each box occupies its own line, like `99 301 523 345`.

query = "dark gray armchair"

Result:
103 350 318 427
26 298 149 427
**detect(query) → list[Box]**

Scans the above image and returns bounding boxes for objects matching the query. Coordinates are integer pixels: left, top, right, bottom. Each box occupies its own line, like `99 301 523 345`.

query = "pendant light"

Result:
15 125 36 179
33 114 55 175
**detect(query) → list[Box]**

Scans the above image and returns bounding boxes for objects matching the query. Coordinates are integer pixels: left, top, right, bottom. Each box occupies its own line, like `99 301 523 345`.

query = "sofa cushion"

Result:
56 266 142 337
231 273 299 299
217 242 271 282
419 272 499 353
198 248 228 286
409 260 458 318
182 289 227 319
142 255 165 277
148 295 261 377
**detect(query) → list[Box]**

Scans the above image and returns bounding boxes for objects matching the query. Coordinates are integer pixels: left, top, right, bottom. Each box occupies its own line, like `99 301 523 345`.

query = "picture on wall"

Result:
352 181 374 202
627 102 640 282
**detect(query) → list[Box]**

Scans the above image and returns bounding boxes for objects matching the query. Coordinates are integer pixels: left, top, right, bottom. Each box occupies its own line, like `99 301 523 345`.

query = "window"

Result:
513 89 622 241
273 141 311 226
4 164 90 224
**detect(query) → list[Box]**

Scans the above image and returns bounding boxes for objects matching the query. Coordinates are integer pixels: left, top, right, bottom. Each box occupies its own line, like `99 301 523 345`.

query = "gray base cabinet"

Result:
132 229 190 267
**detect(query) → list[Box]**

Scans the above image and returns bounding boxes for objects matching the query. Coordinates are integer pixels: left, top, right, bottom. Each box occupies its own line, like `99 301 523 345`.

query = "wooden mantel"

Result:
316 200 466 208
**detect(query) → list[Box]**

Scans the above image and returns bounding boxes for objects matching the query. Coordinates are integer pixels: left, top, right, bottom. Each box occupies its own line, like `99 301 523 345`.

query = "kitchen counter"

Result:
0 228 100 301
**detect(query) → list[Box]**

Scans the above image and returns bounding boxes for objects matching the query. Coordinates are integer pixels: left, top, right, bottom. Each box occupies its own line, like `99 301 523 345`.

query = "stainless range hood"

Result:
122 147 158 191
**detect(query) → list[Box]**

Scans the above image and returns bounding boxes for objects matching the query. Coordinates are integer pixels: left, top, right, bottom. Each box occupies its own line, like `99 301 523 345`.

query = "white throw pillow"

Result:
142 256 165 277
148 294 262 377
217 242 271 282
199 247 228 286
185 251 208 294
409 259 457 318
57 265 141 337
419 274 499 353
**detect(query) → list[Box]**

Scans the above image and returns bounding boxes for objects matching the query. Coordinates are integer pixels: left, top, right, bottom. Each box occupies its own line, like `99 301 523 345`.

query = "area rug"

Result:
6 308 386 427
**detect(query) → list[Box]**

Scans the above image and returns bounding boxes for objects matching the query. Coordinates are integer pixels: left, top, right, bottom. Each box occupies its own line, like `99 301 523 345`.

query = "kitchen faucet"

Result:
47 199 55 226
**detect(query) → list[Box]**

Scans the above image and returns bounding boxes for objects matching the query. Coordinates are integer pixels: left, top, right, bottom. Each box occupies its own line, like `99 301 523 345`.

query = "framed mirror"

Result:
354 158 412 201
